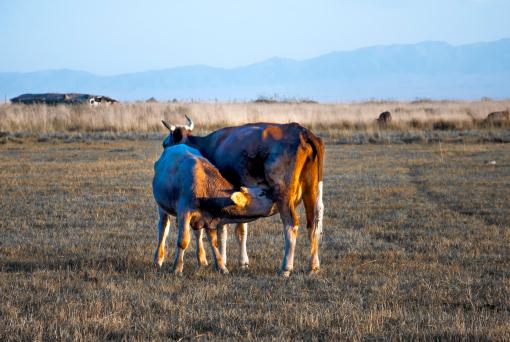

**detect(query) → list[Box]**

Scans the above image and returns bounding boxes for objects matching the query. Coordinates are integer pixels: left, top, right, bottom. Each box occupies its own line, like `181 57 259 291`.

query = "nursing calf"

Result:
152 144 274 275
162 118 325 277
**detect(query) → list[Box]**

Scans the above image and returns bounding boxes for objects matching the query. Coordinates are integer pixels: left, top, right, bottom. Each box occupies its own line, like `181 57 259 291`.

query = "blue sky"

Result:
1 0 509 75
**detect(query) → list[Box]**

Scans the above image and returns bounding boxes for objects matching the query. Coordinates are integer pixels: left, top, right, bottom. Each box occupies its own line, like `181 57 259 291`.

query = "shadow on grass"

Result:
0 254 150 276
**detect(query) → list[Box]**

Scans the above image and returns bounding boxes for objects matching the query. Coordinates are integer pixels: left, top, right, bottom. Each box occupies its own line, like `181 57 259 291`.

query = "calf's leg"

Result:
172 211 192 275
206 228 229 274
153 209 170 269
194 228 208 267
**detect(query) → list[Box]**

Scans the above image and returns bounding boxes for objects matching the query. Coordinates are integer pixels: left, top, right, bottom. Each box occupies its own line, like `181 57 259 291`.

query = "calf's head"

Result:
230 187 273 216
162 115 194 148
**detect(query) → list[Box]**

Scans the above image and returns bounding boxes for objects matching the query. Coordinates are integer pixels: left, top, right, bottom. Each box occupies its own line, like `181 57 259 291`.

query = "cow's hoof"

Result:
219 267 230 275
308 267 320 276
198 260 209 267
239 263 249 270
172 268 183 276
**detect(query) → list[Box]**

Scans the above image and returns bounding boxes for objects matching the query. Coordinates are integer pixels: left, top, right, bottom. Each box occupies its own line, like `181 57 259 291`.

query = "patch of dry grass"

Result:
0 99 509 135
1 140 509 340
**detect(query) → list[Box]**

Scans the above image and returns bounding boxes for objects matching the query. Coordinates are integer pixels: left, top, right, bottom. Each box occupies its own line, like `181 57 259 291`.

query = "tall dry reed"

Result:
0 99 508 134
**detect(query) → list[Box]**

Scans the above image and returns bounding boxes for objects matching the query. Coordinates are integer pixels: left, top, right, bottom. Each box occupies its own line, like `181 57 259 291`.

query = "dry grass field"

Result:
1 135 509 340
1 99 509 135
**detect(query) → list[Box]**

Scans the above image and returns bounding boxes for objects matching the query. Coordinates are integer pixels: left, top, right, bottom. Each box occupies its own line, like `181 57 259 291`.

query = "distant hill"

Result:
1 39 509 101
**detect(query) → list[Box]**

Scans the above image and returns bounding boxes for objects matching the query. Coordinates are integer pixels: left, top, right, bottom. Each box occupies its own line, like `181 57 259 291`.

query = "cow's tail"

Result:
304 131 325 239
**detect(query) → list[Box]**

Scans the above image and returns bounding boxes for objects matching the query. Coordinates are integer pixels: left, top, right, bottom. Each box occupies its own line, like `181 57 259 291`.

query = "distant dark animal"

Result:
152 144 274 275
377 111 392 125
161 116 325 277
10 93 117 106
485 110 509 123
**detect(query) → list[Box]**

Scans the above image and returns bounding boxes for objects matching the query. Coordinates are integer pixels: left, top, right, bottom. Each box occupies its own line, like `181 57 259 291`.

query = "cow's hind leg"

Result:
206 228 229 274
277 197 300 277
268 156 307 277
235 223 249 269
153 209 170 269
302 177 322 274
172 211 192 275
265 179 301 277
194 228 208 267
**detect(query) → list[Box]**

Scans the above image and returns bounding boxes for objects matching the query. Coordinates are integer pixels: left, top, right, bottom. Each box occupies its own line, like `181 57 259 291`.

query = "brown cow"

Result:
377 111 392 125
486 110 509 122
161 117 325 277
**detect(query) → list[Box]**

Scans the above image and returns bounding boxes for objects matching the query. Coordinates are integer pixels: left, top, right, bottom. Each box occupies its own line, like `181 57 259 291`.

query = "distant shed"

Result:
10 93 117 105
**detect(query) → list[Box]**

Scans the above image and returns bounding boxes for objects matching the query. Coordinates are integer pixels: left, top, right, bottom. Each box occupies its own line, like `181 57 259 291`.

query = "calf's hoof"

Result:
153 260 165 272
280 270 292 278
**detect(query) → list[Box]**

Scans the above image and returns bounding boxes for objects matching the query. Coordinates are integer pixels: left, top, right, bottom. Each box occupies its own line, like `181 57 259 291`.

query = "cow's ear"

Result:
231 192 248 208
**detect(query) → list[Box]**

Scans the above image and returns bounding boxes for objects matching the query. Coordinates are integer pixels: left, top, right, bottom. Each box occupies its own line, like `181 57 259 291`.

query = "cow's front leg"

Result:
153 209 170 269
235 223 249 269
218 224 228 266
193 228 208 267
206 228 229 274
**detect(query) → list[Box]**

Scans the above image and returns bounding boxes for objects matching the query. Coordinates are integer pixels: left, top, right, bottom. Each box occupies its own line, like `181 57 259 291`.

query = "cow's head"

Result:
161 115 194 148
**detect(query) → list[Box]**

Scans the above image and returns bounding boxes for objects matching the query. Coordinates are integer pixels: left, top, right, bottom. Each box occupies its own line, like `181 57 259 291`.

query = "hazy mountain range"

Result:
1 39 509 102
